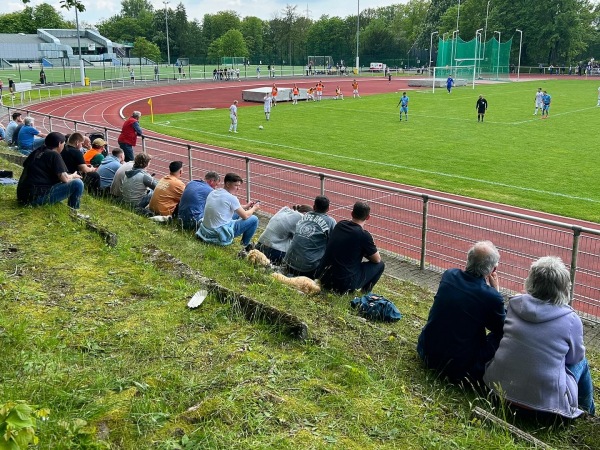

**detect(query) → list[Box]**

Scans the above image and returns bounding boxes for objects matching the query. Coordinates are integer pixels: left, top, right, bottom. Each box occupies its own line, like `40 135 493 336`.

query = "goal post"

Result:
307 55 333 69
221 56 245 66
432 64 476 93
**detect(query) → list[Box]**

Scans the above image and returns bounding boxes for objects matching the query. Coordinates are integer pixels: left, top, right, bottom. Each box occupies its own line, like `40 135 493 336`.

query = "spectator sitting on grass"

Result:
196 172 260 251
417 240 505 384
83 138 106 168
121 153 158 213
317 201 385 294
177 171 220 230
148 160 186 217
484 256 595 418
16 132 84 210
256 204 313 265
96 148 124 193
283 195 336 279
17 116 46 155
61 132 100 194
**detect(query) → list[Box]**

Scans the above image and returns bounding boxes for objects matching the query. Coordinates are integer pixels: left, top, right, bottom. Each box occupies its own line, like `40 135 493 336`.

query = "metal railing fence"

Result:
5 106 600 323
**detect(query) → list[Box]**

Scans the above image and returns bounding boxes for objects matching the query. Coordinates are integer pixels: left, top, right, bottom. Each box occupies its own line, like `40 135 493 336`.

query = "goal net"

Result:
221 56 245 66
436 35 512 81
308 56 333 69
432 65 476 92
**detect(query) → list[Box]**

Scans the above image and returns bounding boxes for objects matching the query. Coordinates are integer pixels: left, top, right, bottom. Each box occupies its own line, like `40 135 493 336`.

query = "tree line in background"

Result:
2 0 600 68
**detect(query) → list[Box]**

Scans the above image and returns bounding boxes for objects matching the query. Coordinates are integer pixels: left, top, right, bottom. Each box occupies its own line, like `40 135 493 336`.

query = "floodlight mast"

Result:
355 0 360 73
430 31 438 75
494 31 501 80
516 29 523 80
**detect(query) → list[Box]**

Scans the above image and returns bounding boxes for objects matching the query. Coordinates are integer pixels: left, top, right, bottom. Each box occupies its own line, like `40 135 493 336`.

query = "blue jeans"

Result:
30 179 84 209
567 358 596 415
232 215 258 246
118 142 135 162
19 137 45 155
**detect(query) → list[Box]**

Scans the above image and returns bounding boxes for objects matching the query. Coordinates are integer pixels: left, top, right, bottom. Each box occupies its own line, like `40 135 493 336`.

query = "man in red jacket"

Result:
117 111 143 162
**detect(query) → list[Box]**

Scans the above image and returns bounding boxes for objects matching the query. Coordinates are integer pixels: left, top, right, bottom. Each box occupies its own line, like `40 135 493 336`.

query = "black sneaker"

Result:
243 243 255 252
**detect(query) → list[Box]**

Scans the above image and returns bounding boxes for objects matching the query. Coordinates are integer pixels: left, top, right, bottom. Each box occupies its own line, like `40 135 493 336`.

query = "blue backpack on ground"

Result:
350 293 402 322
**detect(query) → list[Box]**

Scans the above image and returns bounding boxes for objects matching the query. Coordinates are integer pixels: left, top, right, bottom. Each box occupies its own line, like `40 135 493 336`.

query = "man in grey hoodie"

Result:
121 153 158 212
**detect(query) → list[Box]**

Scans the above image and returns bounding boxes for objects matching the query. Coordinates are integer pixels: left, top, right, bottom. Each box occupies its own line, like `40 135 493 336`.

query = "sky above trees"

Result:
10 0 408 26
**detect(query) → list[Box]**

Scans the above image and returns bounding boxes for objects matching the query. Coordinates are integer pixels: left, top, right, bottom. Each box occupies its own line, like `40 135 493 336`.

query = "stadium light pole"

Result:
429 31 438 76
494 31 501 80
75 7 85 86
355 0 360 74
451 29 459 68
475 28 483 81
516 29 523 81
482 0 491 75
163 2 171 67
456 0 461 31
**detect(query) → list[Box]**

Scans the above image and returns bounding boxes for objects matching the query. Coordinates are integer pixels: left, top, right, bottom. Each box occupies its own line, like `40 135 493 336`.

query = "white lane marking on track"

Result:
153 122 600 204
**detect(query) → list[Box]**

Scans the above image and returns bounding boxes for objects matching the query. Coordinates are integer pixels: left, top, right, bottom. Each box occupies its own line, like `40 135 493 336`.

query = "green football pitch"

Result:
141 78 600 223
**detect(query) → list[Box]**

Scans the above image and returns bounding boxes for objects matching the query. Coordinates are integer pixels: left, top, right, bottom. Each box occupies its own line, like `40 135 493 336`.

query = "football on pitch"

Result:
258 125 264 130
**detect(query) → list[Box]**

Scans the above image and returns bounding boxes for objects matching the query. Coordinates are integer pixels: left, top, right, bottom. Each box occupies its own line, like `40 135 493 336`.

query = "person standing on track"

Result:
229 100 239 133
476 95 488 122
292 84 299 104
117 111 143 163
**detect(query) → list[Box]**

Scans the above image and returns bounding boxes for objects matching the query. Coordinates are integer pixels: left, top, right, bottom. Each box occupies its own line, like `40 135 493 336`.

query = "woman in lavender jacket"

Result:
484 256 595 418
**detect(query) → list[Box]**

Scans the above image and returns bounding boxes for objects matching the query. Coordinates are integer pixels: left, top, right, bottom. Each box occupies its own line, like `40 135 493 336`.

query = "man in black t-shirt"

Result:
476 95 488 122
317 201 385 294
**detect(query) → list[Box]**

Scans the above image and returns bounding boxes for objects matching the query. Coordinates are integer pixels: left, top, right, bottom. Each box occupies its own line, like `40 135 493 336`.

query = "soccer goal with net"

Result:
308 56 333 72
432 63 477 92
221 57 246 66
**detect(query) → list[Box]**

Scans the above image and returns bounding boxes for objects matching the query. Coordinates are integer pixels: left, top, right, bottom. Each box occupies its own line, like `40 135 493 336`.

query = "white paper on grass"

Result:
187 289 208 308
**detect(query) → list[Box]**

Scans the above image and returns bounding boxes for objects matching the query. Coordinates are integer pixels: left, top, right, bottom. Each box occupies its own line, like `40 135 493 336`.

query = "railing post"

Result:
569 226 582 304
319 173 325 196
420 195 429 270
245 157 251 203
142 135 147 154
48 116 52 132
187 145 193 181
74 121 78 132
104 127 108 147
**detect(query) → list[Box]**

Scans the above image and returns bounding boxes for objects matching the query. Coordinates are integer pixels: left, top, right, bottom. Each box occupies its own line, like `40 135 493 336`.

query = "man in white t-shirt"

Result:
534 87 544 115
263 94 272 121
229 100 238 133
197 173 260 250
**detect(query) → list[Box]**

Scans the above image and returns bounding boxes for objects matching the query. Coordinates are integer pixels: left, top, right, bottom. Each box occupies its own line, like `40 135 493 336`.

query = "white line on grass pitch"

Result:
153 123 600 205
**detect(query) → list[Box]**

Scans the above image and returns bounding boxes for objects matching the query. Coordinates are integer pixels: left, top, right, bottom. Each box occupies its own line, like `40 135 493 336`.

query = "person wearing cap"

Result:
84 138 106 167
317 201 384 294
117 111 143 162
16 132 84 209
148 160 186 217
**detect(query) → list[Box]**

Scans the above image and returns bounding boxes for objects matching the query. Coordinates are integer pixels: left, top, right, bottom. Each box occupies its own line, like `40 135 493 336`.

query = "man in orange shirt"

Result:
148 160 186 217
271 84 278 107
83 138 106 167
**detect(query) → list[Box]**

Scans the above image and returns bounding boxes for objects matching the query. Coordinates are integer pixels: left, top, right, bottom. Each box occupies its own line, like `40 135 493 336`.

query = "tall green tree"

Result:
241 16 265 63
132 36 161 62
202 11 241 44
